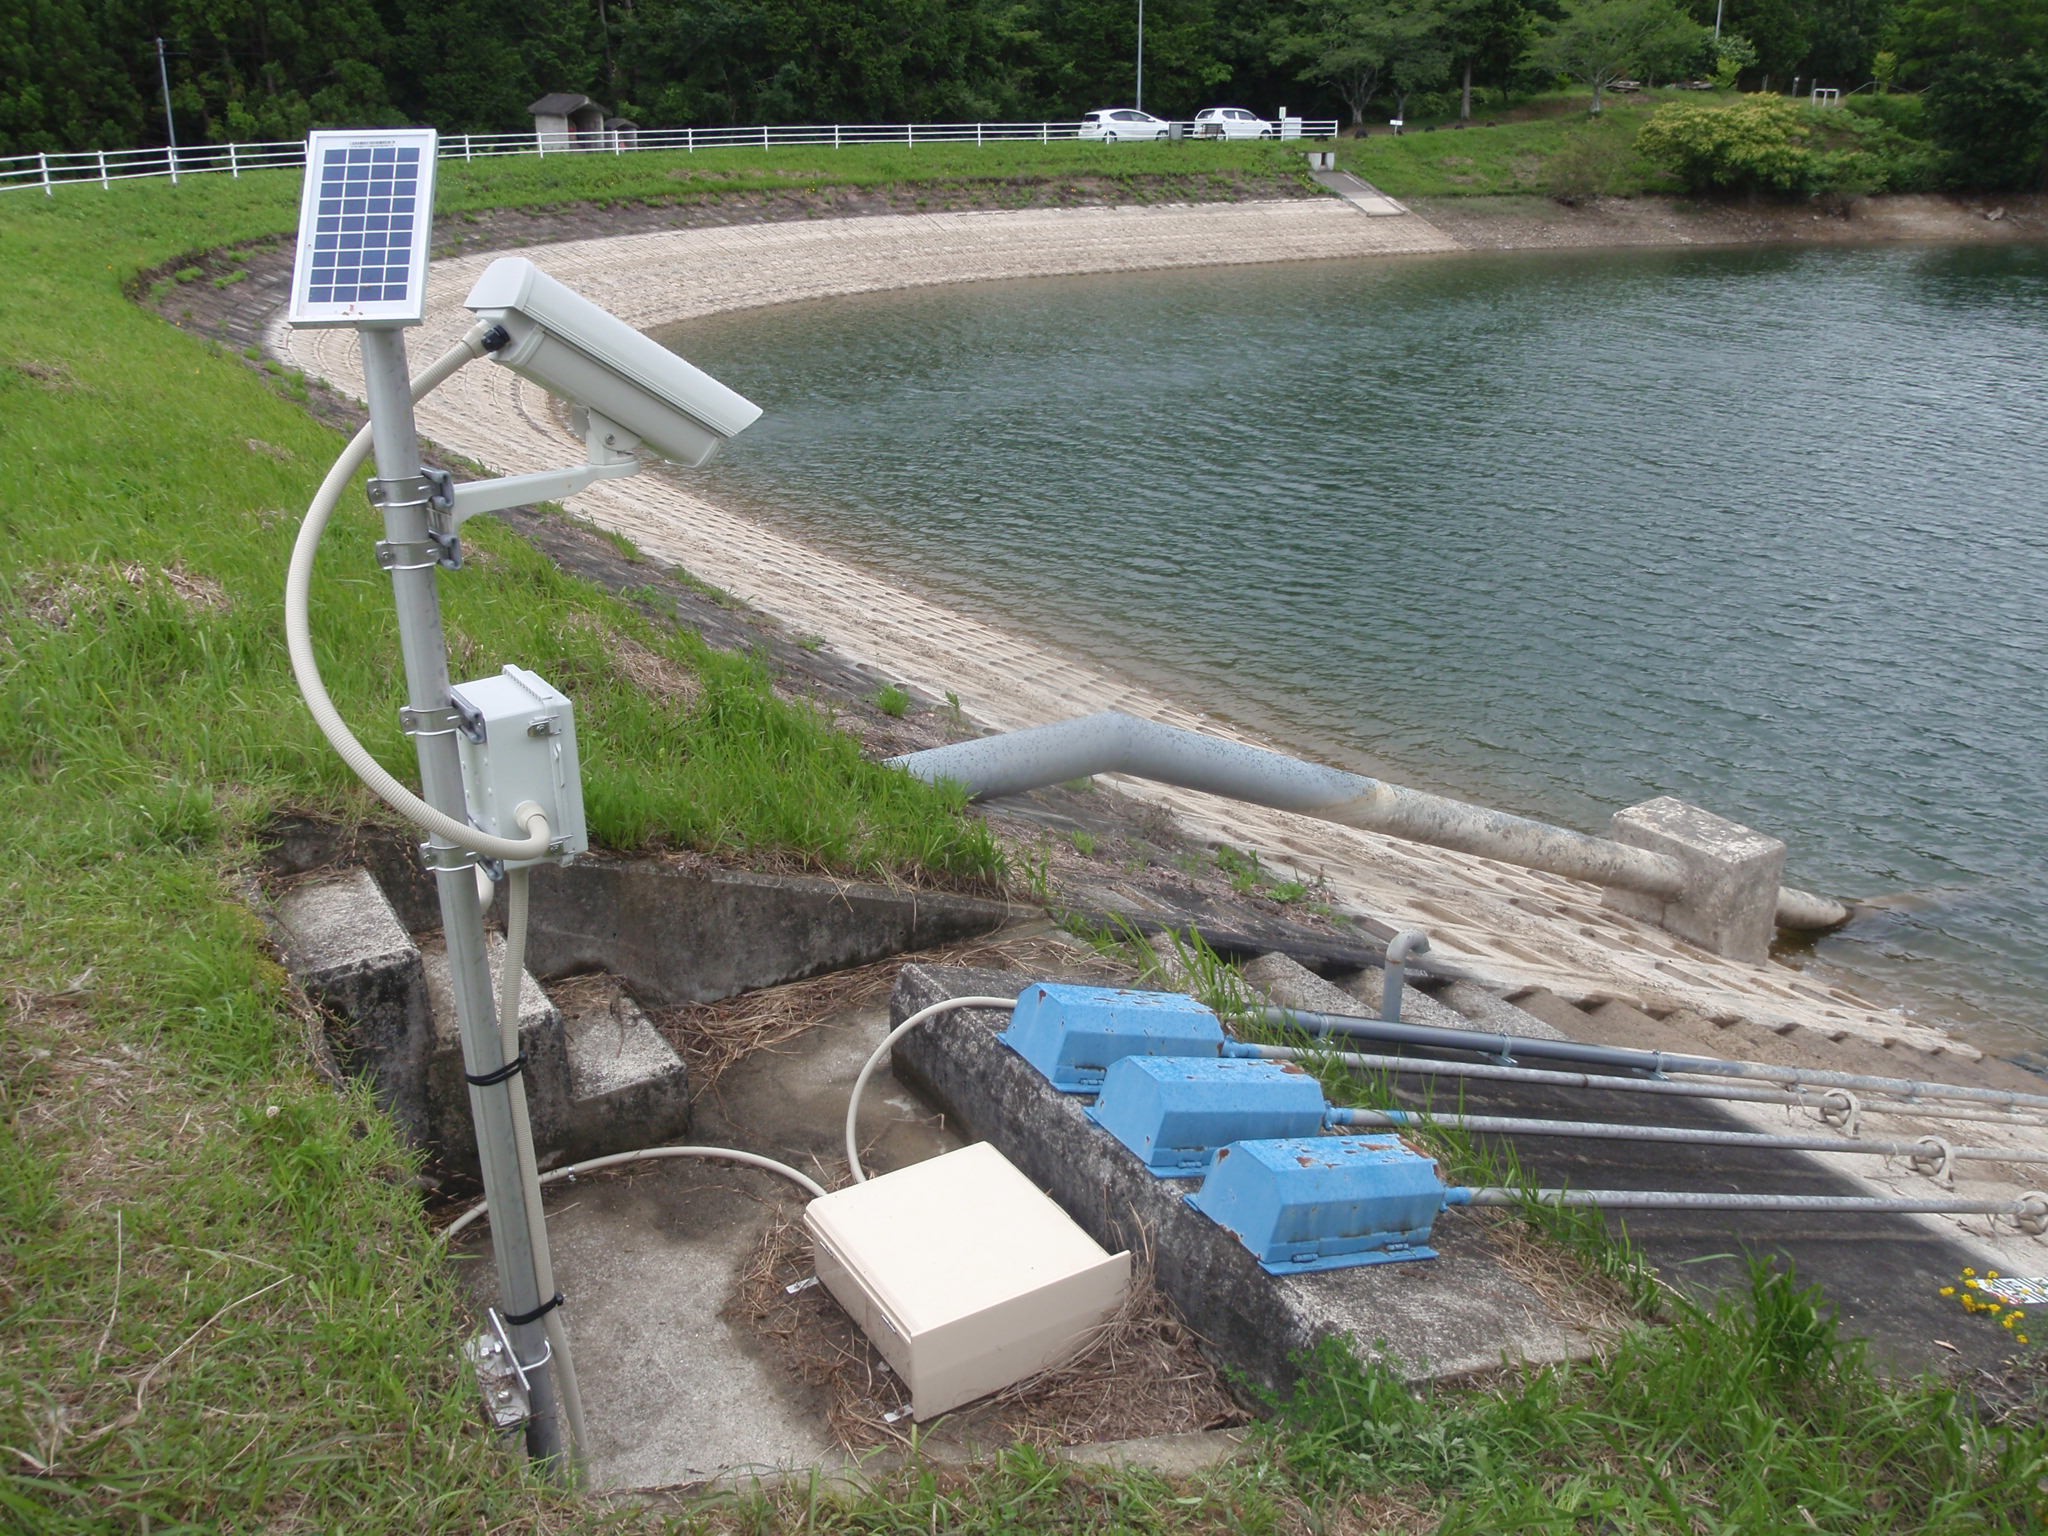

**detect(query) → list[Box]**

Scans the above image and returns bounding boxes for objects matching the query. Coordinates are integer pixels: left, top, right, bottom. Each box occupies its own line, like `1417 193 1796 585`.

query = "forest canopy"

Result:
4 0 2044 193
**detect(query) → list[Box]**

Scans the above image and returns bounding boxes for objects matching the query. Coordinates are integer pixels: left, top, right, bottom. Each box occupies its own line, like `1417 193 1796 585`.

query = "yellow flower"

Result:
2019 1334 2030 1345
1964 1268 1977 1277
1941 1286 1957 1296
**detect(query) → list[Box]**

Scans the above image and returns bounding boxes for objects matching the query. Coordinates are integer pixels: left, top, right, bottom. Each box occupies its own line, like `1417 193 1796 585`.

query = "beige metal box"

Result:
804 1142 1130 1419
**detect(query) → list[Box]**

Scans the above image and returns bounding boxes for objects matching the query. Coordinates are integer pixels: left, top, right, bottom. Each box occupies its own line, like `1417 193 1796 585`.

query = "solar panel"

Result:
288 129 439 328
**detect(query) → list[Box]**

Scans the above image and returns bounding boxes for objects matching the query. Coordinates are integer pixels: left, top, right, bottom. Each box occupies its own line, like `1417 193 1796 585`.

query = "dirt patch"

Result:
728 1212 1248 1452
17 560 230 630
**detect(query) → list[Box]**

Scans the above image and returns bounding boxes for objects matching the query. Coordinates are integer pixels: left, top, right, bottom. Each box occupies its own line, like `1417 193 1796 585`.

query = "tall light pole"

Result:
1136 0 1145 112
1713 0 1724 42
155 36 179 184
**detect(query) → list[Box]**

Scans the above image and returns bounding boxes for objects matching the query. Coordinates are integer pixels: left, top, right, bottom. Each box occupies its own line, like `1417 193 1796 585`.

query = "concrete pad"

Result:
888 965 1607 1398
513 1168 845 1489
458 998 966 1491
525 860 1016 1005
270 870 431 1139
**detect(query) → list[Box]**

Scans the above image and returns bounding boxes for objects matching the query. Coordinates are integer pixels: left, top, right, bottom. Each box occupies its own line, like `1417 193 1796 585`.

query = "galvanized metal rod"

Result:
358 326 566 1469
1332 1107 2048 1168
1234 1042 2048 1130
1250 1005 2048 1114
1449 1186 2048 1229
887 712 1848 930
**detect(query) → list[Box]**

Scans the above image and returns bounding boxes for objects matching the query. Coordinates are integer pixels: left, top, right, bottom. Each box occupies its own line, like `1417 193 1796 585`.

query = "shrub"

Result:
1637 95 1822 194
1638 93 1927 197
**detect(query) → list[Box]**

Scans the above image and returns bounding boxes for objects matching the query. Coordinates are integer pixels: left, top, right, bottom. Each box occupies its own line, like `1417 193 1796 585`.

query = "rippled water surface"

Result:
659 244 2048 1046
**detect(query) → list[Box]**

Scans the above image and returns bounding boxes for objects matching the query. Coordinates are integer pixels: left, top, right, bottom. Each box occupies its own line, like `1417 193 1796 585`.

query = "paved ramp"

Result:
1311 167 1421 217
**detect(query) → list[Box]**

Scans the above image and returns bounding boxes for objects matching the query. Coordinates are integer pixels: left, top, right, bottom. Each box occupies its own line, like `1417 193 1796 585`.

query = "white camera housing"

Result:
463 257 761 467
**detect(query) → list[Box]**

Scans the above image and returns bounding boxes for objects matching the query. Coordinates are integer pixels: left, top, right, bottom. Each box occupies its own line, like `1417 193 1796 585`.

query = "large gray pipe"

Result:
889 712 1848 931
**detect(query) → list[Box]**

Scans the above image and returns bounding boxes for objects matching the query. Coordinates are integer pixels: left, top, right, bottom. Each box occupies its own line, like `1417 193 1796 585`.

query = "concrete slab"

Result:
270 870 431 1139
887 965 1608 1398
1308 167 1415 215
456 998 968 1491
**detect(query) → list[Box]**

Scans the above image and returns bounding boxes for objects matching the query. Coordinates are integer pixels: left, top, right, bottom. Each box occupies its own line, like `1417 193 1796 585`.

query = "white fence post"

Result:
40 153 52 196
167 146 178 186
98 149 109 189
228 142 239 177
834 124 841 150
761 125 769 149
463 134 472 162
1041 122 1048 144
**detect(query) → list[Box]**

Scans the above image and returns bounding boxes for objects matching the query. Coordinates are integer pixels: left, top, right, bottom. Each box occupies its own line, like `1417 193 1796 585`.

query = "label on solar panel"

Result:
288 129 439 327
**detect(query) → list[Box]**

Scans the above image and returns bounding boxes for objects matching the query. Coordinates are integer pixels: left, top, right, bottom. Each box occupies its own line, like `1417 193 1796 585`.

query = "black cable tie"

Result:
465 1053 527 1088
504 1292 564 1327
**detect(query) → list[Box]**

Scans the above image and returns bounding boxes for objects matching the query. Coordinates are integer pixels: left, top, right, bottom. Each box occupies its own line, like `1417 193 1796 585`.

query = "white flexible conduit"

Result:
284 323 551 864
844 997 1018 1183
443 1147 829 1239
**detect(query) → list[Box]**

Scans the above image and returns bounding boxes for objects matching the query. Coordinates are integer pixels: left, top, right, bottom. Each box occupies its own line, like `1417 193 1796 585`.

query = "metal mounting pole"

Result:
356 326 567 1467
156 37 179 185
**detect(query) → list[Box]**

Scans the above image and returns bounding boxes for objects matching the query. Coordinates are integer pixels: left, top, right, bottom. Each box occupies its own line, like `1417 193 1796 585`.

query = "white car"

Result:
1193 106 1274 140
1080 108 1171 142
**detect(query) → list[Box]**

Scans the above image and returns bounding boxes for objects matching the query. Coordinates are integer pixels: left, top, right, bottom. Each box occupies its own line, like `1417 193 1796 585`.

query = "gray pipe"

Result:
1448 1186 2048 1233
1251 1005 2048 1114
889 712 1848 930
1332 1107 2047 1170
1235 1043 2048 1131
1381 929 1430 1021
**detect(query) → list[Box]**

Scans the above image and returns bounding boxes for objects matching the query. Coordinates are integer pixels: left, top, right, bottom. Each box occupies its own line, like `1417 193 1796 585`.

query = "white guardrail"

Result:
1 118 1341 195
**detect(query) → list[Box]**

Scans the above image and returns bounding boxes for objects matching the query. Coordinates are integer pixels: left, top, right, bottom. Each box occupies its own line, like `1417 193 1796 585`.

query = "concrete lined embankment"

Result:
272 200 1955 1053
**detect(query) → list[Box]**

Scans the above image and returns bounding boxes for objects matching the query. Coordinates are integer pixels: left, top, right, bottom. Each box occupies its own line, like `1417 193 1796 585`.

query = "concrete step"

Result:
271 867 693 1176
549 974 692 1163
270 868 432 1141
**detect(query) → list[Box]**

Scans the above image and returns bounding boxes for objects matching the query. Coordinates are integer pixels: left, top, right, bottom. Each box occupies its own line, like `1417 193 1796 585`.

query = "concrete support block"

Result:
524 861 1016 1005
272 871 431 1141
887 964 1600 1399
1603 797 1786 964
420 937 571 1177
556 978 692 1162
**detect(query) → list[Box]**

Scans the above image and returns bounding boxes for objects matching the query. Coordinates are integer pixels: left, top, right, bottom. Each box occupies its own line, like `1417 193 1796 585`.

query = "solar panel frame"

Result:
288 129 440 328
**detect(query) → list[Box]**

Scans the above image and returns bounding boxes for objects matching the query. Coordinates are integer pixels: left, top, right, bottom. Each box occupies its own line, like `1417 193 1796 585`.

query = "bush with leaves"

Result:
1637 92 1927 197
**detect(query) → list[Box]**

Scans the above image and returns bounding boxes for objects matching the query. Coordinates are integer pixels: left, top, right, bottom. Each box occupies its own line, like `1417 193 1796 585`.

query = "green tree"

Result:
1530 0 1708 110
1270 0 1452 128
1888 0 2048 83
1923 48 2048 187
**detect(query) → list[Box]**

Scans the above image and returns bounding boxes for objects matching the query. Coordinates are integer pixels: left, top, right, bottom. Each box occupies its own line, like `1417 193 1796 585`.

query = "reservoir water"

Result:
659 243 2048 1052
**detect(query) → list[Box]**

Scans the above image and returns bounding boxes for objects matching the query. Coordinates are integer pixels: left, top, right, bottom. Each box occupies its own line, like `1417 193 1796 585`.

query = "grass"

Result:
1342 89 1692 200
4 136 2037 1531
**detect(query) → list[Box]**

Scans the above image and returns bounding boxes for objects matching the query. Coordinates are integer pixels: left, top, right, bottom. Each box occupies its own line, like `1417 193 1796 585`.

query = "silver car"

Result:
1080 108 1171 142
1193 107 1274 140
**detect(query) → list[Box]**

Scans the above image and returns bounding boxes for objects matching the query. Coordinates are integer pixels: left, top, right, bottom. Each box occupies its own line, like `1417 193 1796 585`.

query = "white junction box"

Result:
448 665 588 868
804 1143 1130 1419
